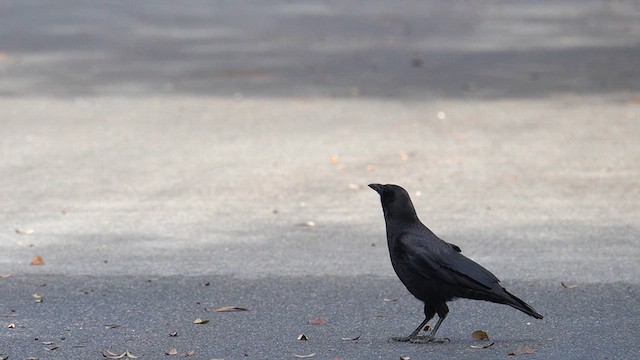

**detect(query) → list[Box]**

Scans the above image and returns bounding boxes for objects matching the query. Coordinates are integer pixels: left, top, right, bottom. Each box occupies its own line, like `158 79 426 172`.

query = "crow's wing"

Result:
447 242 462 252
399 227 500 292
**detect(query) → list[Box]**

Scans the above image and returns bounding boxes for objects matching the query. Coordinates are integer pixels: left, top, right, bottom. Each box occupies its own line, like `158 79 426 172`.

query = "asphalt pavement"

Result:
1 1 639 359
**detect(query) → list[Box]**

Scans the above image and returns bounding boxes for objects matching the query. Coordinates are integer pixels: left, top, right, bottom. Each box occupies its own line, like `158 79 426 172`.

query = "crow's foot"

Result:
409 335 450 344
390 335 450 343
390 336 411 342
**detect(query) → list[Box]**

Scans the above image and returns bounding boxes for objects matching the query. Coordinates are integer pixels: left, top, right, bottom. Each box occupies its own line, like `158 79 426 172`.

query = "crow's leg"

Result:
409 302 450 343
391 303 435 342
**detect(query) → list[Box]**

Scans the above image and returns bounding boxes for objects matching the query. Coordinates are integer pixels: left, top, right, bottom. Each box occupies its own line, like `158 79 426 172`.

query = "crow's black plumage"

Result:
369 183 542 343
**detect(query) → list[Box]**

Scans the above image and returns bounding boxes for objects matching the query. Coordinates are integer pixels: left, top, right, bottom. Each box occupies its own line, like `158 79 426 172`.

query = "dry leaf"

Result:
31 256 45 265
508 344 535 356
341 335 360 341
624 95 640 104
122 350 139 359
308 317 327 325
16 228 35 235
166 347 178 355
293 354 316 359
33 293 44 303
297 334 308 340
213 306 250 312
7 323 16 328
102 350 138 359
471 341 495 349
186 351 196 357
103 350 120 358
193 318 209 324
471 330 490 340
561 282 577 289
383 298 398 302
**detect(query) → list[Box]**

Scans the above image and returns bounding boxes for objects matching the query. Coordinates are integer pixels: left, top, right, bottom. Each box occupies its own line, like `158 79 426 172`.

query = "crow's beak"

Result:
368 183 384 194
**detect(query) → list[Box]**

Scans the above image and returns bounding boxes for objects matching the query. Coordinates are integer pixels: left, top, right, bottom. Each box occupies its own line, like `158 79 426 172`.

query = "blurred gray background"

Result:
1 1 639 359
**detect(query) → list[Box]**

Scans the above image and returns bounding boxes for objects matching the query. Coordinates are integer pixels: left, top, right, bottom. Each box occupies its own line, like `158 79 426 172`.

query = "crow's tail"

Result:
500 288 543 319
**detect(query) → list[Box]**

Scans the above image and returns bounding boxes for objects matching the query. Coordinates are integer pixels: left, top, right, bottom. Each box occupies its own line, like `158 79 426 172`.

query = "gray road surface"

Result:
1 1 639 359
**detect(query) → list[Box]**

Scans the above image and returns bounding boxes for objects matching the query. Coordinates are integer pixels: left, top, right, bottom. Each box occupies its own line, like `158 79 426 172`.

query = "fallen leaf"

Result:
169 332 178 337
102 350 139 359
297 334 308 340
16 228 35 235
383 298 398 302
193 318 209 324
31 256 45 265
293 354 316 359
7 323 16 328
508 344 535 356
471 341 495 349
33 293 44 303
308 317 327 325
561 282 577 289
166 347 178 355
125 350 139 358
471 330 490 340
213 306 250 312
341 334 360 341
624 95 640 104
0 274 11 278
185 351 196 357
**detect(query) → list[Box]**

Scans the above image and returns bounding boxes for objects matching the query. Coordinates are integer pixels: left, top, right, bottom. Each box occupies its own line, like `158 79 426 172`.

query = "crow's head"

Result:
369 183 418 223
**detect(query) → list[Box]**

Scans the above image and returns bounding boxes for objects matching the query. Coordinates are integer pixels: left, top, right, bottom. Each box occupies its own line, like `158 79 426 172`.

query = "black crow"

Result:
369 183 543 343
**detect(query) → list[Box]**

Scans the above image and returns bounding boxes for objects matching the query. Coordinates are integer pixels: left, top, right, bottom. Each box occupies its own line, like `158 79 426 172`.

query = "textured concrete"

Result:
1 1 639 359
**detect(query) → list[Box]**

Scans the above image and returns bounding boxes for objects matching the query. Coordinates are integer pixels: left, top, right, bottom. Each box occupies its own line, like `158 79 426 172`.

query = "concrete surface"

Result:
1 1 639 359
